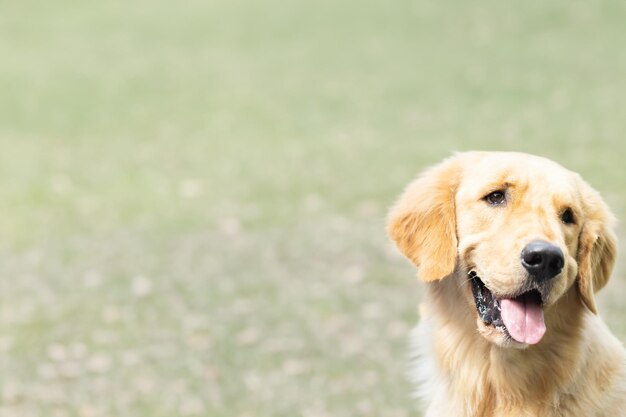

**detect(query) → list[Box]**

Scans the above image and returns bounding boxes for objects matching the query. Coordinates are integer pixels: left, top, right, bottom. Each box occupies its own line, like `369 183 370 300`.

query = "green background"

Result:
1 1 625 416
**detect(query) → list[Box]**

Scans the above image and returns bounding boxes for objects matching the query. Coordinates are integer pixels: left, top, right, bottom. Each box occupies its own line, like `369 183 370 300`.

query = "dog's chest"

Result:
409 318 587 417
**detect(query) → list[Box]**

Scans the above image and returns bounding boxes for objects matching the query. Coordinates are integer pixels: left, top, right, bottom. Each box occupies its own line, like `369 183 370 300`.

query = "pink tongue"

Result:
500 295 546 344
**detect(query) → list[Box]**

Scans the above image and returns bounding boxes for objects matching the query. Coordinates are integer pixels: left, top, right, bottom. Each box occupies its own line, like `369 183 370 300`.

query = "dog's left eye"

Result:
484 190 506 206
561 208 576 225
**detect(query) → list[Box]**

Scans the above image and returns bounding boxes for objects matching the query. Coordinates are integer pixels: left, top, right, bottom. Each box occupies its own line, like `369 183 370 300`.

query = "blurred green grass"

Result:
1 0 626 416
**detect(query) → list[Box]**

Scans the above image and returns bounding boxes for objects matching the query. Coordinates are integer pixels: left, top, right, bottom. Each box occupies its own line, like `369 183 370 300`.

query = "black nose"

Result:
521 240 564 282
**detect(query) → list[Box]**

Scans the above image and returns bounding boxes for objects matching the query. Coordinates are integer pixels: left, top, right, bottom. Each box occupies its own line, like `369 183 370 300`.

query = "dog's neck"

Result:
424 278 587 416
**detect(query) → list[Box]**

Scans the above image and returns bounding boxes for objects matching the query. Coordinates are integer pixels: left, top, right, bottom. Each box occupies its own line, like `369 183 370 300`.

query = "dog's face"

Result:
388 152 617 348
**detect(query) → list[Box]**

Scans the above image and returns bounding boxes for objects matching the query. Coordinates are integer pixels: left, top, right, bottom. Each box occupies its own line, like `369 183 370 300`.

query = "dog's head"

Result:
388 152 617 347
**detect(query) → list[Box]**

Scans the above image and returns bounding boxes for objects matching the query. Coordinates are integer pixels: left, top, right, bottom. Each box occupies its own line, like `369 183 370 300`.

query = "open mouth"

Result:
469 270 546 345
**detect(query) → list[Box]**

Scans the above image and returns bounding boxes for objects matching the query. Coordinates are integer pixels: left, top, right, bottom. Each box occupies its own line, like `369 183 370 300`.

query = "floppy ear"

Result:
387 155 462 281
576 177 618 314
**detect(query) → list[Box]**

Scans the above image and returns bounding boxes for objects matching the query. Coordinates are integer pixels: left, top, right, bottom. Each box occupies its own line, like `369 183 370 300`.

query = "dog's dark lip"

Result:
468 270 544 331
469 271 504 328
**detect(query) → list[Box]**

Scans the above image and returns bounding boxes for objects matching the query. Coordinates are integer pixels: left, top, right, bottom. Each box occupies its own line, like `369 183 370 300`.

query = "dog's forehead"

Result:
457 153 579 200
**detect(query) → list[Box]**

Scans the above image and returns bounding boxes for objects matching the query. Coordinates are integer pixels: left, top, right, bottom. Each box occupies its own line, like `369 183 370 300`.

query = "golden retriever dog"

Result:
387 151 625 416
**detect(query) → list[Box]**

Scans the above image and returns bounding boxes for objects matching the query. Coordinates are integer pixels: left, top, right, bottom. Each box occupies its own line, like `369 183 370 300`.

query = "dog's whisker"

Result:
455 269 477 290
458 275 475 290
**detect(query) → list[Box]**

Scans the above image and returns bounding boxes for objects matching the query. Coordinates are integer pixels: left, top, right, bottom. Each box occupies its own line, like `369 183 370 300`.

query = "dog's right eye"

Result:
484 190 506 206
